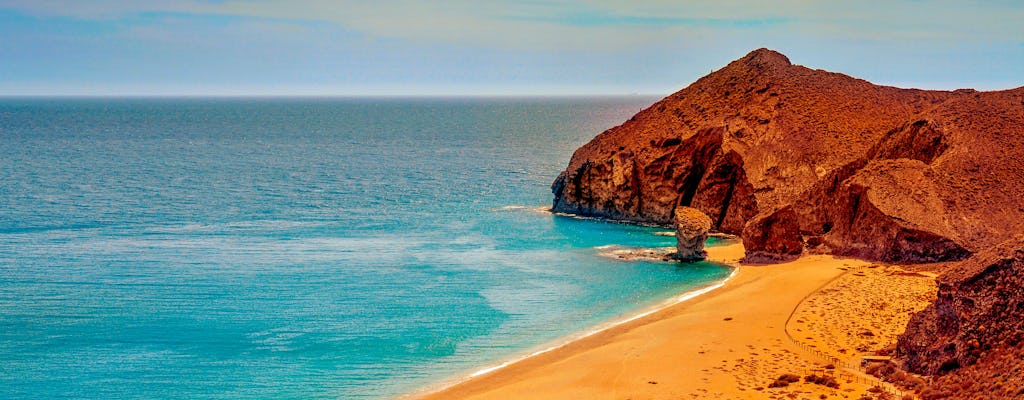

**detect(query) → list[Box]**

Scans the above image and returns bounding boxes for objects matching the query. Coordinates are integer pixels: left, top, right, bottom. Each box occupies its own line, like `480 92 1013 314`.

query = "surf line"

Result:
466 266 737 378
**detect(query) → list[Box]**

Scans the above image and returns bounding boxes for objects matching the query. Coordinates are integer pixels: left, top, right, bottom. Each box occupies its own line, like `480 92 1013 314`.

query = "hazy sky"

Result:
1 1 1021 96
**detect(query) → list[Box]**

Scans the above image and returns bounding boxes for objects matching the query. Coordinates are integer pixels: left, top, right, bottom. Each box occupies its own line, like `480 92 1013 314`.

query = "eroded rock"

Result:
899 236 1024 377
673 207 712 261
821 159 971 263
552 47 1024 264
741 205 802 263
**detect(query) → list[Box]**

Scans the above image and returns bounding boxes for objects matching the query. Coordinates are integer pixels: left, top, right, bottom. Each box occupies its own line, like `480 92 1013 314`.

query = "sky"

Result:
0 1 1021 96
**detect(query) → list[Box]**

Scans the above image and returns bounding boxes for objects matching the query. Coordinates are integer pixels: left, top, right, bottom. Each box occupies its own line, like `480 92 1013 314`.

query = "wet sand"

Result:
412 243 936 400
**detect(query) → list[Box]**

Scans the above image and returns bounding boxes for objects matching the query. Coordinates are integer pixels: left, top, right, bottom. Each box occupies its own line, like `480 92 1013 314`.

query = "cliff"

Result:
552 48 1024 263
897 236 1024 398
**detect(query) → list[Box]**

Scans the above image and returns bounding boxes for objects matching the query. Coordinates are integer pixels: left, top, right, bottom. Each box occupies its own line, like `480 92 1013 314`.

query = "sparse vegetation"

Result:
914 343 1024 399
804 373 840 388
865 361 926 392
768 373 802 388
856 387 898 400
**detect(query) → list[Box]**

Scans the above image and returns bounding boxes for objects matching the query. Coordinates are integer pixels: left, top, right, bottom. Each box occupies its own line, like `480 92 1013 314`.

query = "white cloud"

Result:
1 0 1021 50
205 1 708 50
0 0 207 19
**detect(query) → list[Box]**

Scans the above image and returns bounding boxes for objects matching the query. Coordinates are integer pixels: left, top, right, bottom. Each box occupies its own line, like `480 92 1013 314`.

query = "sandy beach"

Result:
412 243 937 400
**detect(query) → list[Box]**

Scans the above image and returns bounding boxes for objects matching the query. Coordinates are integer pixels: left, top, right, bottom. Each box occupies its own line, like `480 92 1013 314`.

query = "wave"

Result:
150 220 326 233
550 212 672 229
411 266 738 395
492 205 553 214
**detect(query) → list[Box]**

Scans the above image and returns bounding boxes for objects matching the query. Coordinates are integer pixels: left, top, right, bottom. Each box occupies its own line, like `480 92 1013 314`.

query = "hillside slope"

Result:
552 48 1024 263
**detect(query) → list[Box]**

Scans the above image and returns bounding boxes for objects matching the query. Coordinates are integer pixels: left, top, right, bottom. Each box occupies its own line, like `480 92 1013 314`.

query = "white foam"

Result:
493 205 553 214
549 212 668 228
417 266 738 392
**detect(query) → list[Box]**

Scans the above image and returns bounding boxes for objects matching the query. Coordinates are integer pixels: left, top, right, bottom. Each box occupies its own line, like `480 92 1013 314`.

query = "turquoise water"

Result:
0 97 732 399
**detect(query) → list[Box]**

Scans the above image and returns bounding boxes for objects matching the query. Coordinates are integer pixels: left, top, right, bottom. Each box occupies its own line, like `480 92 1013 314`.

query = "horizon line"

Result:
0 93 669 99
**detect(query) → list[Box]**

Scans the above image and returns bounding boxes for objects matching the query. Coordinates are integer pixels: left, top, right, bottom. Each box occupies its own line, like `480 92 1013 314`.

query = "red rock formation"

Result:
915 343 1024 399
742 205 802 263
897 236 1024 398
553 48 1024 263
672 206 712 261
821 159 971 262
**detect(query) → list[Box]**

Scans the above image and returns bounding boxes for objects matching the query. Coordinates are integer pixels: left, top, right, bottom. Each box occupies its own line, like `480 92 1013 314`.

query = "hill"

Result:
552 48 1024 398
553 48 1024 263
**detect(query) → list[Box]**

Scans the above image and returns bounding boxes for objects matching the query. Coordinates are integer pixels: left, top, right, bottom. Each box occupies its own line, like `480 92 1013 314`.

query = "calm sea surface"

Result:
0 97 732 399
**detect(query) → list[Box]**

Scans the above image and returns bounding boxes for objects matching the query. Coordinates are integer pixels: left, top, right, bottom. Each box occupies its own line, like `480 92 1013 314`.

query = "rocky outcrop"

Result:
913 344 1024 399
553 48 1024 263
741 205 802 263
596 246 678 262
550 49 1024 394
672 206 712 261
821 159 971 262
897 236 1024 397
552 127 734 226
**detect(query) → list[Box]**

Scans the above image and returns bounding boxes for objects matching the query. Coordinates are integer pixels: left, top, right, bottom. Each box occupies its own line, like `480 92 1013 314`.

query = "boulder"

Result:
672 206 712 261
741 205 802 263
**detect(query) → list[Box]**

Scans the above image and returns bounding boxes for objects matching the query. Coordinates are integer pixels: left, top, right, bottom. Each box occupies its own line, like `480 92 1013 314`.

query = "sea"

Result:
0 97 733 399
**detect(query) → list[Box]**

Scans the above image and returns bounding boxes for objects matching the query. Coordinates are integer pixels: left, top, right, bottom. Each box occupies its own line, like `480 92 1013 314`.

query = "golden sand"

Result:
412 244 937 400
790 264 938 367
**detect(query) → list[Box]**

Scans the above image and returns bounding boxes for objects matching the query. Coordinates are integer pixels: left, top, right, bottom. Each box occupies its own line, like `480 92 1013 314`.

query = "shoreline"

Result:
408 243 931 399
405 243 750 399
401 246 741 399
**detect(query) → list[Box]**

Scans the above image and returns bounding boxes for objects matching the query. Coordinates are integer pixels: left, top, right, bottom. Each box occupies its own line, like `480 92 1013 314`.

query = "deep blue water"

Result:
0 97 732 399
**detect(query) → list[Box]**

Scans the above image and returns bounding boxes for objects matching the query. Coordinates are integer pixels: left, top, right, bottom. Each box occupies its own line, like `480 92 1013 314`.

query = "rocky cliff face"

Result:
897 236 1024 398
552 48 1024 263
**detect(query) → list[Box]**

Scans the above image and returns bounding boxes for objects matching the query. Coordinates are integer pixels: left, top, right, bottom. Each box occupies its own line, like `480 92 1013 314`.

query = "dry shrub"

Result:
865 361 926 392
768 373 802 388
804 373 840 388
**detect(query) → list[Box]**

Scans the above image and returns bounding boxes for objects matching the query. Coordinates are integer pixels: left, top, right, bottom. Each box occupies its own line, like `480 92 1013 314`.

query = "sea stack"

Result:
672 206 712 261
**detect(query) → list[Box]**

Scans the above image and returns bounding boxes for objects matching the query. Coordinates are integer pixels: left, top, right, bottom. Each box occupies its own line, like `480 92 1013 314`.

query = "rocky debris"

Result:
895 236 1024 399
914 343 1024 399
741 205 802 263
552 47 1024 263
672 206 712 261
596 246 678 262
898 235 1024 376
